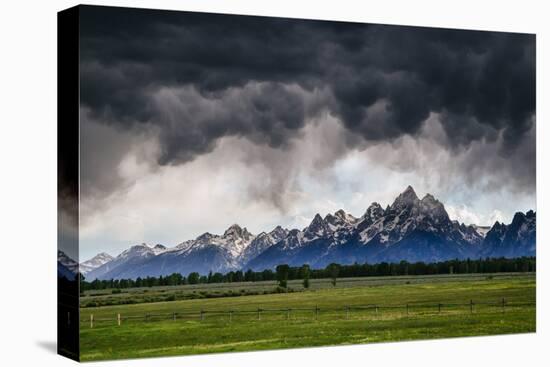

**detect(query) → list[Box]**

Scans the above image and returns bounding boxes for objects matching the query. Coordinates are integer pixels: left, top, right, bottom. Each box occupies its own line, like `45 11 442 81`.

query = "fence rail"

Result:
81 299 536 328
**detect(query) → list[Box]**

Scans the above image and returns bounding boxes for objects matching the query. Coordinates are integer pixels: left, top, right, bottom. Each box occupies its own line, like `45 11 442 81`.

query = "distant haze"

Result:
71 6 536 261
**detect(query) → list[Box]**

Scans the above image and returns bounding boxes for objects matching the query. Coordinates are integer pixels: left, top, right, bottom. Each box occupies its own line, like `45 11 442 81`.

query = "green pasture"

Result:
79 273 535 361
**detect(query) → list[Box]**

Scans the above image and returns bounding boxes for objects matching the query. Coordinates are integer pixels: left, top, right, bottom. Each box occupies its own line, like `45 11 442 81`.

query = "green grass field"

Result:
79 273 535 361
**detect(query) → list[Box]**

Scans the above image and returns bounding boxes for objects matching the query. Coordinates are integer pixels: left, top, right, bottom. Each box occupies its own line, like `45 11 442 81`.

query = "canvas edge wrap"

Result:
57 5 80 362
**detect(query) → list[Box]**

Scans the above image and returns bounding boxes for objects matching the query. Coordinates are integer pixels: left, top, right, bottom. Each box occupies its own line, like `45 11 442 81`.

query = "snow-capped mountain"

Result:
79 252 114 275
83 186 536 280
240 226 289 264
86 243 166 280
58 250 78 280
481 210 536 258
246 186 489 269
87 225 269 280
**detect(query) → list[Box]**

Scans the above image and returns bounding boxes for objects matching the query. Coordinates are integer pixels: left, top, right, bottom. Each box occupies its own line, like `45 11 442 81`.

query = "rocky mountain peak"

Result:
118 243 156 260
79 252 115 275
196 232 214 242
83 186 536 280
363 202 384 220
270 225 288 239
89 252 113 261
511 211 528 226
306 213 328 237
402 185 418 198
391 185 420 210
419 193 449 221
508 211 536 233
223 224 252 240
334 209 347 220
333 209 357 224
421 193 436 203
309 213 323 226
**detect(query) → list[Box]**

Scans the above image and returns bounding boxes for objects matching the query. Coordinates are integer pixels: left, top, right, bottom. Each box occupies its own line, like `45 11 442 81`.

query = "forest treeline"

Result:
80 257 536 291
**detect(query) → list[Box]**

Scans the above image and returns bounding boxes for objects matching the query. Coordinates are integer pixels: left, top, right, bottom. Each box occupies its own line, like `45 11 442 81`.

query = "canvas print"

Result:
57 5 536 362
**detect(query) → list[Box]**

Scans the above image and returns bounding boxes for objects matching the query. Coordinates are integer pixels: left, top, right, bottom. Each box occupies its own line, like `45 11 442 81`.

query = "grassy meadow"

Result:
79 273 535 361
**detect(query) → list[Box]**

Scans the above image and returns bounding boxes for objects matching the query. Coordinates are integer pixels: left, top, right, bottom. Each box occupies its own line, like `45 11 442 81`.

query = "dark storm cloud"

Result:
78 5 535 193
149 82 328 165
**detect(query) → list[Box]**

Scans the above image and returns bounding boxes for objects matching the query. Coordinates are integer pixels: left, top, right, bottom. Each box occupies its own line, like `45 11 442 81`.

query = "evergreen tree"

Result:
276 264 290 288
302 264 311 289
327 263 340 286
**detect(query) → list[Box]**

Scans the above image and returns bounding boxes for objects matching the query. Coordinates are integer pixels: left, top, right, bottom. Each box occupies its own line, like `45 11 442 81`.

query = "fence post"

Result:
117 313 121 326
406 304 409 316
286 308 290 320
257 308 261 321
145 313 149 322
315 305 319 320
229 311 233 323
470 300 473 314
375 305 378 315
173 312 176 321
200 309 204 321
90 314 94 329
501 298 505 313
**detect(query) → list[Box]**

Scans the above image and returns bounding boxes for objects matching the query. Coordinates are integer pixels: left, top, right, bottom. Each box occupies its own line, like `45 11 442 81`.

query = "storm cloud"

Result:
74 6 536 258
80 6 535 163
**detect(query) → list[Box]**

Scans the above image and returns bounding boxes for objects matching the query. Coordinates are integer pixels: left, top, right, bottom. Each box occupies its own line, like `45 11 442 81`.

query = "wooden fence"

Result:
83 299 535 328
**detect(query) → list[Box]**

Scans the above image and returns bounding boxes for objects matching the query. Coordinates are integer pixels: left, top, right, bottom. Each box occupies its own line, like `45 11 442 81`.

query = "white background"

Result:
0 0 548 365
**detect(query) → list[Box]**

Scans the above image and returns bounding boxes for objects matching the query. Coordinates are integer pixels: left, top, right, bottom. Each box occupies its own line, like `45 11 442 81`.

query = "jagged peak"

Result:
360 202 384 225
512 210 536 222
334 209 346 219
92 252 113 259
119 243 154 257
223 223 251 238
310 213 323 224
403 185 418 197
510 211 536 227
269 225 288 236
368 202 382 209
511 211 526 224
306 213 327 235
420 193 447 214
224 223 242 232
129 243 151 250
421 193 436 202
391 185 419 209
196 232 214 241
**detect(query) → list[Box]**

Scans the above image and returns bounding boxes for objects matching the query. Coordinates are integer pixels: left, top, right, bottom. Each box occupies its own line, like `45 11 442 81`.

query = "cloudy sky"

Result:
74 6 536 261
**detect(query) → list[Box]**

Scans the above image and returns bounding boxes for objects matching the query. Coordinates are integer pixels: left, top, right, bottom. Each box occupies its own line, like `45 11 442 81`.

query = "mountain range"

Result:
76 186 535 280
58 250 79 280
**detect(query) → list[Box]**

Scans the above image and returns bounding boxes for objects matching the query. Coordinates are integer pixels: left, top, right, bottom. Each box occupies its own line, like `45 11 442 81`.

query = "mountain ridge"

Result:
83 186 536 280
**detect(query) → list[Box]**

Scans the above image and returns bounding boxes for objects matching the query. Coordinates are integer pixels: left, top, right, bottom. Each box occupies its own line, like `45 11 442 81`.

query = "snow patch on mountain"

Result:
83 186 535 279
80 252 114 274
